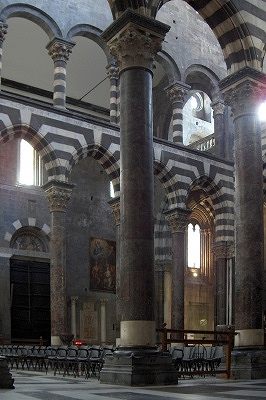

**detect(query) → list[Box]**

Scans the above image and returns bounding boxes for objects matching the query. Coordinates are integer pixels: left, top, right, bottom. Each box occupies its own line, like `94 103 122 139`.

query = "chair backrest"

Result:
171 348 183 361
182 346 193 360
213 345 224 359
90 347 100 358
67 347 78 358
57 346 67 357
77 347 88 359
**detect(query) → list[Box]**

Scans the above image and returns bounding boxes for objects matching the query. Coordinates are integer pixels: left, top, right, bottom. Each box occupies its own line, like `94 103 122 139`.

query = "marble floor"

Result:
1 371 266 400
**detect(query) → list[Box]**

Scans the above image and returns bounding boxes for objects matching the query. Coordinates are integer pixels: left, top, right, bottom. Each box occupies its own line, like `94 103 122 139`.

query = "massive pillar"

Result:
213 242 228 326
211 98 226 158
100 10 177 385
221 69 265 348
43 180 74 345
165 82 190 144
164 208 190 333
0 22 7 89
71 296 78 339
47 38 74 109
107 62 120 124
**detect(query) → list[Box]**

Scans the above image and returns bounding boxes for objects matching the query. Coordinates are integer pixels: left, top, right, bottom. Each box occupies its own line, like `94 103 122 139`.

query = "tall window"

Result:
110 181 115 198
187 223 200 269
19 140 42 186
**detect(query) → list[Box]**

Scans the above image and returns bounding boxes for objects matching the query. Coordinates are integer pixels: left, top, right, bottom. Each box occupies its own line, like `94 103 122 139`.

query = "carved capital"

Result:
71 296 78 304
43 181 74 213
164 208 191 233
213 241 234 259
220 68 266 119
165 82 190 104
102 10 169 71
47 38 74 63
0 21 8 44
106 62 119 80
108 197 120 225
211 100 225 116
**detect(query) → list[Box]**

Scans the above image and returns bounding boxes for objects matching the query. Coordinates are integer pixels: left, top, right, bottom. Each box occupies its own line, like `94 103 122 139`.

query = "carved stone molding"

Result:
43 181 74 213
106 62 119 80
108 197 120 225
102 10 169 71
0 22 8 44
211 100 225 116
165 82 190 104
219 68 266 119
213 241 235 259
47 38 74 63
164 208 191 233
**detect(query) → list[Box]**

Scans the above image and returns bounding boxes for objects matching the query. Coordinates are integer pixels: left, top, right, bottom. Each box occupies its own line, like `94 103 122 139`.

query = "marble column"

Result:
107 62 120 124
163 269 172 328
0 21 8 89
71 296 78 338
47 38 74 109
165 81 190 144
108 196 121 341
101 10 177 386
220 68 266 347
213 242 228 327
43 180 74 345
211 98 226 158
164 208 190 333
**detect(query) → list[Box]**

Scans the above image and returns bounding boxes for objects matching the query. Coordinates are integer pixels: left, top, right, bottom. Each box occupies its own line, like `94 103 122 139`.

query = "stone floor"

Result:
1 371 266 400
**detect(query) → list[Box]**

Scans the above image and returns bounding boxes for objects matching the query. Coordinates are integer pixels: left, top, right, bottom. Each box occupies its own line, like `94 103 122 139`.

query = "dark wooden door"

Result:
10 259 50 344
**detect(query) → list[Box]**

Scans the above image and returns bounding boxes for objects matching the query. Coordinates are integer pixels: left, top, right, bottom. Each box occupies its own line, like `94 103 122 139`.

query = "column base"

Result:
0 357 14 389
100 347 178 386
231 348 266 379
51 335 62 346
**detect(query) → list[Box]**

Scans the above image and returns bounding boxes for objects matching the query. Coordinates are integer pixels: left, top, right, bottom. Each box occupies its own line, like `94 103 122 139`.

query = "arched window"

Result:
19 140 43 186
187 223 200 269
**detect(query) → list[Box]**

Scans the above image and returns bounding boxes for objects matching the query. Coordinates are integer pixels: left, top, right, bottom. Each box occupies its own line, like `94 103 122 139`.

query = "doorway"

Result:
10 259 50 344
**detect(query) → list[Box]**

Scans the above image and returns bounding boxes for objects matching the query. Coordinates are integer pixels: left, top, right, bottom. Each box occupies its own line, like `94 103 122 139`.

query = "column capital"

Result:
108 196 120 225
211 99 225 116
219 67 266 118
102 10 170 72
164 208 191 233
42 180 75 213
165 81 190 104
213 241 234 259
106 61 119 79
47 38 75 63
0 21 8 44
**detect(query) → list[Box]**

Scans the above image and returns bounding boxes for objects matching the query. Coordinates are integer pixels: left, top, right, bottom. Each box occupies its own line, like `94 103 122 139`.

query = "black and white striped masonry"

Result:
0 21 7 89
106 62 120 125
46 38 74 109
165 81 190 144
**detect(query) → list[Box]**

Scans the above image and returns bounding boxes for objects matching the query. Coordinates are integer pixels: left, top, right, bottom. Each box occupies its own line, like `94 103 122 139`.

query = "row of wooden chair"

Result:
0 345 114 378
169 344 224 377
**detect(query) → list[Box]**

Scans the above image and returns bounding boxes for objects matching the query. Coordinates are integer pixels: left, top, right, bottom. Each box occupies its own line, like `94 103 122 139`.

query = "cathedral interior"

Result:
0 0 266 385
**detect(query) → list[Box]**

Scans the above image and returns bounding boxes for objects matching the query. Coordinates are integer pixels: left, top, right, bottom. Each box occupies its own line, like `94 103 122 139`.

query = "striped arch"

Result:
186 175 234 243
4 218 50 245
0 4 62 40
152 0 265 74
0 124 62 181
66 144 121 195
154 160 179 208
154 198 172 263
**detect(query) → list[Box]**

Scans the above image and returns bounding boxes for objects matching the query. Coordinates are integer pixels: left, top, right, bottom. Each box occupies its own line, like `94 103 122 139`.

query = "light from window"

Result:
110 181 115 198
187 223 200 269
258 101 266 122
19 139 34 185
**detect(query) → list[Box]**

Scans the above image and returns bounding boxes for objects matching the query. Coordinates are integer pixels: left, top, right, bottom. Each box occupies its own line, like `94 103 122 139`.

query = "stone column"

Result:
100 299 107 345
108 196 121 340
43 180 74 345
220 68 266 348
164 208 190 333
101 10 177 386
163 269 172 328
213 242 228 327
71 296 78 338
165 81 190 144
47 38 74 109
0 22 8 89
211 98 225 158
107 62 120 124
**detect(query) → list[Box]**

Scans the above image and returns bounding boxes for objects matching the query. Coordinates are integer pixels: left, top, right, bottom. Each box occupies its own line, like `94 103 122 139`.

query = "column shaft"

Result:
212 100 225 158
0 22 8 89
107 63 119 124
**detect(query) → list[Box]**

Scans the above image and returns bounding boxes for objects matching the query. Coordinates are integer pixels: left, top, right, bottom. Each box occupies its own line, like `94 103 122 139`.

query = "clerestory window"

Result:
18 139 43 186
187 223 200 269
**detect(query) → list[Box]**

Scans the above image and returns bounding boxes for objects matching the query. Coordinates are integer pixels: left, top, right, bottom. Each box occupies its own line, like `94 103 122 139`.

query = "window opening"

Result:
187 223 200 269
19 140 43 186
110 181 115 198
